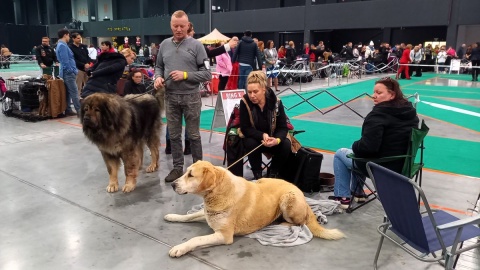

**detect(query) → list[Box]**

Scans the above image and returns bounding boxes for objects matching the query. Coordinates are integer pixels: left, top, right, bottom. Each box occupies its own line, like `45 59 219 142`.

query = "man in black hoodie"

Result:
232 30 263 90
69 33 92 95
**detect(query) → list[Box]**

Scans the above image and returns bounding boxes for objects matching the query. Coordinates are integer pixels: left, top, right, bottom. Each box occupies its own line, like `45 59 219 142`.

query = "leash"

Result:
227 143 263 169
125 75 172 101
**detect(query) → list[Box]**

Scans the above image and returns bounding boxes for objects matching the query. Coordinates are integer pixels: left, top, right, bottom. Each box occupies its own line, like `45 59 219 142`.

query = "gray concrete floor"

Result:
1 68 479 270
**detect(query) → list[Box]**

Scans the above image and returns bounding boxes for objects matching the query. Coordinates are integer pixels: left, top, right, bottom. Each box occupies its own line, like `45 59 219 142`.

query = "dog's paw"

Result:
106 183 119 193
145 163 158 173
164 214 184 222
169 243 190 257
122 183 136 193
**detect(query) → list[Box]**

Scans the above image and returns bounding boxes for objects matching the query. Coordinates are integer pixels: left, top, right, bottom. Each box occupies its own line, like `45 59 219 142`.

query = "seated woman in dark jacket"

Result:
240 71 291 180
329 77 419 209
123 70 147 96
80 41 129 98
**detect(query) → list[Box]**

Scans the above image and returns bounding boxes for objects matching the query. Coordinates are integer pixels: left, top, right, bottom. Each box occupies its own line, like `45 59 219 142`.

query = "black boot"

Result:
183 140 191 155
252 170 263 180
165 139 171 154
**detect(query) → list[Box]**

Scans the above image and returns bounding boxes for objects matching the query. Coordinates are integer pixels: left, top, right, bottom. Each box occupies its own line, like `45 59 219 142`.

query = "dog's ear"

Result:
101 103 114 128
197 162 221 192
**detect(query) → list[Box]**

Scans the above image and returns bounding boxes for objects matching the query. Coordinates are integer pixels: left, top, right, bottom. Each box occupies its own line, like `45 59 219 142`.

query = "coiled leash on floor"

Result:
227 143 264 170
125 75 172 101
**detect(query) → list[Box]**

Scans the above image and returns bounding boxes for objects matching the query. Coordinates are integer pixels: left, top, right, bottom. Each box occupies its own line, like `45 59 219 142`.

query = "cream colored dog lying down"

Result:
164 160 345 258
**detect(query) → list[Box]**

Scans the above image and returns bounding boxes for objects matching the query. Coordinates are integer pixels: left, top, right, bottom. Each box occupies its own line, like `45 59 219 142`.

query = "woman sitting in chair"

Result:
329 77 419 208
240 71 291 180
123 70 147 96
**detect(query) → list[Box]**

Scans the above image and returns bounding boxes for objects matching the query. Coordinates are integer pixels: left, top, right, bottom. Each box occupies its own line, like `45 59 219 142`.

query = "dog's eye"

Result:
188 171 193 178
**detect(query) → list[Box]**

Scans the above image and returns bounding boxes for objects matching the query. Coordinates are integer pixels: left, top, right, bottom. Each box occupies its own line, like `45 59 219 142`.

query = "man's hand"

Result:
169 70 185 81
154 77 165 89
84 63 91 69
40 63 46 69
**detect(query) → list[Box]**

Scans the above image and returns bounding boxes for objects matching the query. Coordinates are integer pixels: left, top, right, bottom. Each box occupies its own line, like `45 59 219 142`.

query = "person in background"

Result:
150 43 158 63
457 44 466 60
285 41 296 65
329 78 419 208
69 33 92 96
396 44 412 79
437 46 448 73
257 41 265 70
471 42 480 82
232 30 263 90
36 37 59 76
309 43 317 70
55 29 80 117
0 44 12 69
143 44 150 60
410 45 423 77
80 41 128 98
264 40 279 91
123 70 147 95
215 41 232 91
88 44 97 61
239 71 291 180
278 46 286 59
154 10 211 182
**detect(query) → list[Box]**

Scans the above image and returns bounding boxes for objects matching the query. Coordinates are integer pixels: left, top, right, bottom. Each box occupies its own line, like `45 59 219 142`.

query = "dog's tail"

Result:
306 209 345 240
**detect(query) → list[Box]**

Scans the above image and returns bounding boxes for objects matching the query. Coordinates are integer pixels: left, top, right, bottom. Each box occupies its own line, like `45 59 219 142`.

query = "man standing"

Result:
68 33 91 95
56 29 80 117
35 37 58 76
154 10 211 182
232 30 263 90
457 43 466 60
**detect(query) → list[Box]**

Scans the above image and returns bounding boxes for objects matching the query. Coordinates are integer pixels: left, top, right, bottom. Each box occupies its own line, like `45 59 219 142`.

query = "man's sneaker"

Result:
328 196 351 209
65 111 77 117
165 168 183 182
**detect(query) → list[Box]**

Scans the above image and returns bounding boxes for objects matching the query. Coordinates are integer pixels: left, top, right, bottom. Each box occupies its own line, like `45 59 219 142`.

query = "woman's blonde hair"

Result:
121 48 136 58
247 71 267 90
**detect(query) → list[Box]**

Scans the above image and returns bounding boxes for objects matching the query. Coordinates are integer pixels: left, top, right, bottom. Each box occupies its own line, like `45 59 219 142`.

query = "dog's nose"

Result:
171 182 177 190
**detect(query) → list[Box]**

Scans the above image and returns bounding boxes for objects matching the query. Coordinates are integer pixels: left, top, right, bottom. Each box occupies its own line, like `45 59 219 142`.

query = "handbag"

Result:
280 147 323 193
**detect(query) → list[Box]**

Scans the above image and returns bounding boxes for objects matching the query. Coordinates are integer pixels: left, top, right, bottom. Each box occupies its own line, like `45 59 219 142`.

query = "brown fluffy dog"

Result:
165 161 345 257
81 93 162 193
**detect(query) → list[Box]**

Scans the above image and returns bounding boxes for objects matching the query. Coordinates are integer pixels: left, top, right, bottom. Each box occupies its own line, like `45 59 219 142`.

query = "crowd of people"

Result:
5 9 477 187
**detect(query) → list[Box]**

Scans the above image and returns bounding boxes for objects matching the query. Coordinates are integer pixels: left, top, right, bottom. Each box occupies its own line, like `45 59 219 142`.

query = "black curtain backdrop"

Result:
0 23 48 55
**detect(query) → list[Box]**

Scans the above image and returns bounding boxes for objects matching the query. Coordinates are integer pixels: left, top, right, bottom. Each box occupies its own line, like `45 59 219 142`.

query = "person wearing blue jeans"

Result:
232 30 263 90
56 28 80 116
328 77 419 210
238 64 252 90
330 148 365 209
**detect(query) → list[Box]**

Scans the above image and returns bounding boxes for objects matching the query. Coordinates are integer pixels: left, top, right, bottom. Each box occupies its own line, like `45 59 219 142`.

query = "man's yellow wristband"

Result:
183 71 188 80
277 138 281 145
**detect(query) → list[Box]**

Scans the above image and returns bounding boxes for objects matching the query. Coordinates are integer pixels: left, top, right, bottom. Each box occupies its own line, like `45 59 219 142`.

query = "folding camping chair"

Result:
345 119 429 213
366 162 480 270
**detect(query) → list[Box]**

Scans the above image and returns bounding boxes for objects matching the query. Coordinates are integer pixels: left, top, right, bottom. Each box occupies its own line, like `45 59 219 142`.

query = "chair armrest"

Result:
347 153 408 163
437 215 480 231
